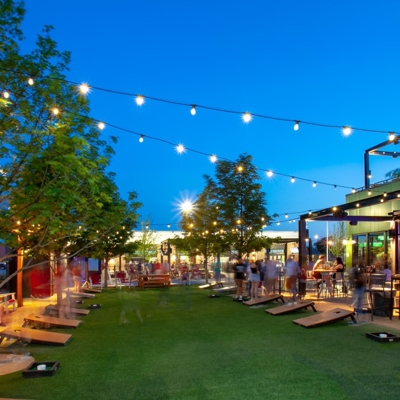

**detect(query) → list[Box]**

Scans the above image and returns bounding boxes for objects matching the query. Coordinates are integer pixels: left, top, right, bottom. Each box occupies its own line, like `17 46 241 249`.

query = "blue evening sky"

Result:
21 0 400 238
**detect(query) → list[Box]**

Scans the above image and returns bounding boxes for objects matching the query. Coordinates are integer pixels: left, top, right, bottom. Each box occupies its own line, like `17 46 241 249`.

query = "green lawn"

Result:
1 286 400 400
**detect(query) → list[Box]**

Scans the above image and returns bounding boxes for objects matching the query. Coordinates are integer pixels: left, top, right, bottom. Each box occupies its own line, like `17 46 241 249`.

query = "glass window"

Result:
353 235 367 266
369 233 386 268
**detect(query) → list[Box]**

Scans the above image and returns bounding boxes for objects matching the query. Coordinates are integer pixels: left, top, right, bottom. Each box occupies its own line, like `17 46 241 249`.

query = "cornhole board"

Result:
81 287 102 294
213 285 236 293
199 282 224 289
68 291 96 299
23 313 82 329
0 327 72 345
265 300 317 315
292 307 356 328
45 305 90 316
243 294 285 306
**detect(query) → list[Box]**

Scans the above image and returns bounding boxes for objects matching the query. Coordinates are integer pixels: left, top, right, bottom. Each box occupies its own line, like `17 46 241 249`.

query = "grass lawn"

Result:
1 286 400 399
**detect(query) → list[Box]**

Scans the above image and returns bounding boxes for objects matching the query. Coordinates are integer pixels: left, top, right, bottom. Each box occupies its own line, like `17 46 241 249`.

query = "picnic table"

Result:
138 274 171 289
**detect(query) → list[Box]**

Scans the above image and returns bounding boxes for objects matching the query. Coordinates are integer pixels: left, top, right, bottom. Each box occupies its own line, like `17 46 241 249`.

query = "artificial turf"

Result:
1 286 400 399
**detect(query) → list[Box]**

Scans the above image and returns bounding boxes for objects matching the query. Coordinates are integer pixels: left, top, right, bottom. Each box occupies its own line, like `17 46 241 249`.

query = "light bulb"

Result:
139 135 144 143
313 181 317 187
98 122 105 130
135 95 145 106
291 176 295 183
389 132 395 141
190 105 196 115
352 188 356 193
28 78 34 85
176 144 185 154
342 126 352 136
3 91 10 99
52 107 59 116
210 155 217 163
267 170 273 177
285 214 288 218
294 121 299 131
79 83 90 95
242 112 252 123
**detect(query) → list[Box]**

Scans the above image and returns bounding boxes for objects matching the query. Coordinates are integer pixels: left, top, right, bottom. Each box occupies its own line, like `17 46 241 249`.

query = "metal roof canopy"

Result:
364 134 400 189
300 189 399 223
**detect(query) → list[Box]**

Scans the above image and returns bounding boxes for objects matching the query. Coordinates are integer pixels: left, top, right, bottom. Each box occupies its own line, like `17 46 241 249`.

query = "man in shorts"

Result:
234 258 246 301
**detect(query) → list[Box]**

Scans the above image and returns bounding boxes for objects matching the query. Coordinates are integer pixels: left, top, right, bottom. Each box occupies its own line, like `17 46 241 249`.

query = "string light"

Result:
210 155 217 163
342 126 352 136
266 170 273 177
291 176 295 183
237 165 244 172
139 135 144 143
5 68 396 199
389 132 396 141
2 66 400 137
3 91 10 99
313 181 317 187
242 112 252 123
28 78 34 85
294 121 299 131
98 122 105 130
190 105 196 115
176 144 185 154
135 95 145 106
78 83 90 95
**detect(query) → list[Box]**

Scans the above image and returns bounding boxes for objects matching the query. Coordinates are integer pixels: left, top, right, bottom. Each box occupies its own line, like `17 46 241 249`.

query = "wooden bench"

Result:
292 307 356 328
0 327 72 346
23 313 82 329
243 294 285 306
265 300 317 315
138 274 171 289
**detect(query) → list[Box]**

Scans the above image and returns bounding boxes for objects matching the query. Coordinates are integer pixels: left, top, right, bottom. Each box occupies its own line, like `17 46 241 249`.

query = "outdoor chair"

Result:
365 273 393 320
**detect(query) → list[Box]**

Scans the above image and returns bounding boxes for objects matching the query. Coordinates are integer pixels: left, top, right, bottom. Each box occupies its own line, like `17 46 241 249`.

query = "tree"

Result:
211 153 276 259
330 222 346 259
386 168 400 179
0 1 141 297
170 177 227 283
131 220 159 262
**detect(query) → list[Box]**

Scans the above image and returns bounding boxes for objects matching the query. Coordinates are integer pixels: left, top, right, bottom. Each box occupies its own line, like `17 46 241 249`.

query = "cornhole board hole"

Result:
0 327 72 346
45 305 90 316
23 361 60 378
366 332 400 343
292 308 356 328
213 285 236 294
23 313 82 329
243 294 284 306
88 304 101 309
199 282 224 289
266 300 317 315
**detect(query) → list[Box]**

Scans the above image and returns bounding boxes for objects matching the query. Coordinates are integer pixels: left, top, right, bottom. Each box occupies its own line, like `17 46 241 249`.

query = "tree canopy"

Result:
0 0 141 284
173 153 277 266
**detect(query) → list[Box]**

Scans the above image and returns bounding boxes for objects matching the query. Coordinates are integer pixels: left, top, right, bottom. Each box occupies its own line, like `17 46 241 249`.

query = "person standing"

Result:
234 258 246 301
250 261 261 299
285 257 301 305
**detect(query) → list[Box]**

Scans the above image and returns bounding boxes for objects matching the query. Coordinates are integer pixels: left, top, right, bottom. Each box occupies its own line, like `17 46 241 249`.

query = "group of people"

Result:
126 260 170 284
232 257 301 303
